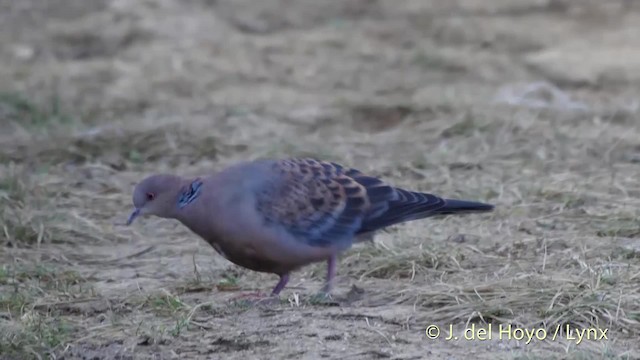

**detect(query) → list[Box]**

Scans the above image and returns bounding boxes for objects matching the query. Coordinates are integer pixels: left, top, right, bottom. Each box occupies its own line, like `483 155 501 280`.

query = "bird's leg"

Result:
229 274 288 306
270 273 290 296
320 254 337 295
232 274 289 307
307 254 340 305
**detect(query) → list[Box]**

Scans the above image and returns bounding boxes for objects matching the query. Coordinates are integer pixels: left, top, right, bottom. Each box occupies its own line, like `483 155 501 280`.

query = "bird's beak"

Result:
126 208 141 225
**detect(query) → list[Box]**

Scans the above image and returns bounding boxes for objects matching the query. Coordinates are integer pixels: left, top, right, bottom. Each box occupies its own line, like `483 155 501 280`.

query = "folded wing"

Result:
254 158 490 248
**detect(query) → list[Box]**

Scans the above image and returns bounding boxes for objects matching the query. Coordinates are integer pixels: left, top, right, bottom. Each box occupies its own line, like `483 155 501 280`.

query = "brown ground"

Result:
1 0 640 359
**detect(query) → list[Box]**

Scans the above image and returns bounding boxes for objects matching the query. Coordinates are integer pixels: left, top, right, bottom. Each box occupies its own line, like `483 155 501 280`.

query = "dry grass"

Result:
1 0 640 359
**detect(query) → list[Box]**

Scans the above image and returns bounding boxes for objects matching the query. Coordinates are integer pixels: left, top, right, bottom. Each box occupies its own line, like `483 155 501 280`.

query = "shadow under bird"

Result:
126 158 494 297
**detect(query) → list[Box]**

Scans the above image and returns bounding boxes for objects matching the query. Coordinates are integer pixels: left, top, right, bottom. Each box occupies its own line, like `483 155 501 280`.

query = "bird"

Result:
126 158 494 298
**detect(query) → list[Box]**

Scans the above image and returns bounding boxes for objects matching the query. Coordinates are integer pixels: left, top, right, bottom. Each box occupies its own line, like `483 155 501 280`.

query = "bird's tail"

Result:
357 190 494 235
434 198 494 215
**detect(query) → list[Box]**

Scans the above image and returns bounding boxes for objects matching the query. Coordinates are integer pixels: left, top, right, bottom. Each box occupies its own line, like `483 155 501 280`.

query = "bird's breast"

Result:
177 181 337 275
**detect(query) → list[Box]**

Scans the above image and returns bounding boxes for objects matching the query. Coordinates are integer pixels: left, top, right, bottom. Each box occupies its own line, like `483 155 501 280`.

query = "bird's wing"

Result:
255 158 446 248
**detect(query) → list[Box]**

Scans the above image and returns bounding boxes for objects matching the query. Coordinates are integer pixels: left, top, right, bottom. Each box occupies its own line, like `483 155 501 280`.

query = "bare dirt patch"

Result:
1 0 639 359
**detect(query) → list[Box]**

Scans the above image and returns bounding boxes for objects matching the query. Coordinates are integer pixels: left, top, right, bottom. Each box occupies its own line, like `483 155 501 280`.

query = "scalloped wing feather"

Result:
255 158 447 248
256 159 379 247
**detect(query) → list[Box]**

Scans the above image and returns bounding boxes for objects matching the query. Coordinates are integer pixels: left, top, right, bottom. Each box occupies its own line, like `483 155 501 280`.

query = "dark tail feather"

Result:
357 191 494 234
434 198 494 215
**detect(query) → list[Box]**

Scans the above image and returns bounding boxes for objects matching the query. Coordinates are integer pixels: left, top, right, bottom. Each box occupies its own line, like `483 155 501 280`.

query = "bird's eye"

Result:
146 193 155 201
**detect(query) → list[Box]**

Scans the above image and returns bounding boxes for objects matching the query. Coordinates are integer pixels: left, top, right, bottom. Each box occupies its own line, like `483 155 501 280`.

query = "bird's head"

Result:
126 174 183 225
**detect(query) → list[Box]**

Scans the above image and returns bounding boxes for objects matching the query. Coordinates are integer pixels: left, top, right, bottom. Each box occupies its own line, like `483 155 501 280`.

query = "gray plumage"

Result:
126 158 494 296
